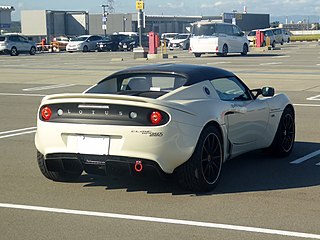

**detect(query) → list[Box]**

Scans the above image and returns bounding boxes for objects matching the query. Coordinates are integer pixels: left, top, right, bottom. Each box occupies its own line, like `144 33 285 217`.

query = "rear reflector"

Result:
150 111 163 125
41 106 52 121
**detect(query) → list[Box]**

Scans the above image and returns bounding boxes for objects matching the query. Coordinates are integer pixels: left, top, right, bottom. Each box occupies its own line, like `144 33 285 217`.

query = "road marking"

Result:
271 55 290 58
293 104 320 107
0 127 37 139
316 162 320 166
290 150 320 164
259 62 282 66
0 93 45 97
207 62 231 65
22 84 75 91
307 95 320 101
0 203 320 239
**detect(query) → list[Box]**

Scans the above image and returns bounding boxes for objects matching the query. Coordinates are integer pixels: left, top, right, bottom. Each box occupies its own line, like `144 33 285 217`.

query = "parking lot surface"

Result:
0 42 319 240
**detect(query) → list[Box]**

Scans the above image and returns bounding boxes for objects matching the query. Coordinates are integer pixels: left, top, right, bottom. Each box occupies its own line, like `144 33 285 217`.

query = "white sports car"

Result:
35 64 295 192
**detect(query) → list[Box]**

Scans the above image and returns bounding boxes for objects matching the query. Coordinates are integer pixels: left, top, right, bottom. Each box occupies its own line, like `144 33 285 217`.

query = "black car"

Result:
118 35 149 51
96 34 128 52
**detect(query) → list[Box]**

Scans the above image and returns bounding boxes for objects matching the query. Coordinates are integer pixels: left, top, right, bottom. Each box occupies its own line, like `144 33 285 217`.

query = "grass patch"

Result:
291 35 320 41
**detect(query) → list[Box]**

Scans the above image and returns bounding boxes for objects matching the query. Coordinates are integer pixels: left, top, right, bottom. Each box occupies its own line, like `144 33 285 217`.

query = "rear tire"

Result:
178 126 223 192
10 47 18 56
37 151 82 182
194 53 201 58
30 46 36 55
241 44 248 56
218 44 228 57
83 45 89 52
269 107 295 157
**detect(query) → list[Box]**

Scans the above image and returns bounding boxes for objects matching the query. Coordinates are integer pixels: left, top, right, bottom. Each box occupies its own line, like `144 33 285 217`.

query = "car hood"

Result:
68 41 84 45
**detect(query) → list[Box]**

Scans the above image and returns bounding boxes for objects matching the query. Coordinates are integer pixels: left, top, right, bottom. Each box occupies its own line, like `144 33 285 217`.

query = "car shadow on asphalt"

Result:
76 141 320 196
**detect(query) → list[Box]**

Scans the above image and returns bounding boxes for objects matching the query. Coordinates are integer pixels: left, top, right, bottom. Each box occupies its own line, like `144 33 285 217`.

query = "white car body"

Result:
169 34 190 50
35 64 295 192
0 34 36 56
190 22 249 57
66 35 102 52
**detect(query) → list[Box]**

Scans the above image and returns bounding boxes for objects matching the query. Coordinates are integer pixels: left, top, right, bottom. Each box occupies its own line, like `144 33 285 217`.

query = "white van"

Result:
189 21 249 57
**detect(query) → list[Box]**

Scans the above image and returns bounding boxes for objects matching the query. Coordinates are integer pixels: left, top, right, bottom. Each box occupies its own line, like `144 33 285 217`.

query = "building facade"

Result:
0 6 15 33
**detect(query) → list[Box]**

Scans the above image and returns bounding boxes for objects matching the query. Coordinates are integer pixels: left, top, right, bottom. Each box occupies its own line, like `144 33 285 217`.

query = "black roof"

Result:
104 64 235 86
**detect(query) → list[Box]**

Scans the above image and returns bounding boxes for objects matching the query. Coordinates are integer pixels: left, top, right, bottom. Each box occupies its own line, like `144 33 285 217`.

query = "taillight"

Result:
41 106 52 121
150 111 163 125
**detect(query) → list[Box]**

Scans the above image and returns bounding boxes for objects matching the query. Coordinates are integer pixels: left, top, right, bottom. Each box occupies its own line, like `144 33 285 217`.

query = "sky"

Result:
2 0 320 21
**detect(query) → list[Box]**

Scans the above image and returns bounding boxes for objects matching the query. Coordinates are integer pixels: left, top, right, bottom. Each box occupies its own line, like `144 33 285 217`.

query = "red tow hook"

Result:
134 160 143 172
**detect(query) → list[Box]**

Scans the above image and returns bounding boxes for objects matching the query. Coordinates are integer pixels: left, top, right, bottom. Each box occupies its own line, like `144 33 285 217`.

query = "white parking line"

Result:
259 62 282 66
0 127 36 139
22 84 75 91
0 93 45 97
290 150 320 164
0 203 320 239
207 62 231 65
307 95 320 101
293 104 320 107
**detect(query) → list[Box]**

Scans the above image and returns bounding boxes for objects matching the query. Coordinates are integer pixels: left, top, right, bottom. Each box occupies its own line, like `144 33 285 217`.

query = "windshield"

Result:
248 31 256 36
70 36 88 42
174 34 189 40
86 73 187 98
192 24 217 36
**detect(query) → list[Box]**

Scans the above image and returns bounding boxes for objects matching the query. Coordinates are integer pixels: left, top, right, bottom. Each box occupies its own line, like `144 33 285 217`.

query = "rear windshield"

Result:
86 73 187 98
192 24 217 36
70 36 88 42
248 31 256 36
0 36 6 41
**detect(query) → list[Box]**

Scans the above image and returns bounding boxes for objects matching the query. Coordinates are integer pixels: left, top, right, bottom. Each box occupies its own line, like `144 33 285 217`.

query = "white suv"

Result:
0 34 37 56
189 22 249 57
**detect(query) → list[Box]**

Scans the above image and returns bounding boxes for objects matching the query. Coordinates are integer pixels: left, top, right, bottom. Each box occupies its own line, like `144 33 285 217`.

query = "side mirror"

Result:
262 87 275 97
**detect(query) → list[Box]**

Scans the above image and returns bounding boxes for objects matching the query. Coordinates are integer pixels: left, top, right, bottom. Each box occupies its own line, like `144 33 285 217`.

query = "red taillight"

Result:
41 106 52 121
150 111 163 125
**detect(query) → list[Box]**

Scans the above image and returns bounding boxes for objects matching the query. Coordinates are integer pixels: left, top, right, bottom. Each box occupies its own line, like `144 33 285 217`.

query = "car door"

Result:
18 35 29 51
232 25 245 52
211 77 270 154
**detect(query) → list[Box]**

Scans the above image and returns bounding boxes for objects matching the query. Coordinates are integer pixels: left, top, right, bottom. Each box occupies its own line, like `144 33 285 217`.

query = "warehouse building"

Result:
0 6 15 33
20 10 270 40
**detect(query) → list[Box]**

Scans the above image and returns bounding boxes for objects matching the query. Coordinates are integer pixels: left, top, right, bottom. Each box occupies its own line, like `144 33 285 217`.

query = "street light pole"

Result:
123 17 127 32
101 4 108 37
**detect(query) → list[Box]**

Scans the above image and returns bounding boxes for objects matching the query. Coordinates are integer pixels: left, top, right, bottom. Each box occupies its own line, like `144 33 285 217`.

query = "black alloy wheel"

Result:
201 132 223 184
270 107 295 157
178 125 223 192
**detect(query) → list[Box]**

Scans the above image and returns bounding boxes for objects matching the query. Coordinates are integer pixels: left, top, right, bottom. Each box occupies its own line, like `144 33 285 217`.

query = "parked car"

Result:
66 35 103 52
118 35 149 51
161 33 179 46
0 34 36 56
247 29 276 47
51 36 69 52
169 33 191 50
35 63 295 192
271 28 291 44
96 34 128 52
189 22 249 57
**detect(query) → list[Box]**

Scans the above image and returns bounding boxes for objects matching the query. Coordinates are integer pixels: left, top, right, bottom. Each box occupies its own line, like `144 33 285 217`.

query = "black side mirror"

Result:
262 87 275 97
250 87 275 99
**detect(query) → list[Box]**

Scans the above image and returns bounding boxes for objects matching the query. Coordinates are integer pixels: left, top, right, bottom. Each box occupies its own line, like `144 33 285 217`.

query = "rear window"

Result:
248 31 256 36
192 24 217 36
86 73 187 98
0 36 6 41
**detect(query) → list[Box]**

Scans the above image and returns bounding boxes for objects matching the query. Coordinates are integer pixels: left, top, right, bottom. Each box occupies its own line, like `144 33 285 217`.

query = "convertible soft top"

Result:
103 63 236 86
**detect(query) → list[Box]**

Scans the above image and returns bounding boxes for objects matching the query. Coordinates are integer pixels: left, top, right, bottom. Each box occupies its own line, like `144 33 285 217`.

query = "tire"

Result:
272 41 276 48
29 46 36 55
83 45 89 52
269 107 295 157
194 53 201 58
10 47 18 56
178 125 223 192
37 151 83 182
287 38 290 43
281 39 284 45
218 44 228 57
241 44 248 56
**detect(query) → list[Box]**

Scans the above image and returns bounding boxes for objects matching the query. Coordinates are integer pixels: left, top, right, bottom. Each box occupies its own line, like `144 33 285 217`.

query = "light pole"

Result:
123 17 127 32
101 4 108 37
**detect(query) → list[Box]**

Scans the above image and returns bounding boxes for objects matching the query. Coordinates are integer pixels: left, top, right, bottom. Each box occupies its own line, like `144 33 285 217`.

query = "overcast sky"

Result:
2 0 320 20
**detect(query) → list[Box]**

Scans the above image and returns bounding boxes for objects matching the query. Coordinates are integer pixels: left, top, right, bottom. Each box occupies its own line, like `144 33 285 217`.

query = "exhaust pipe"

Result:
134 160 143 172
